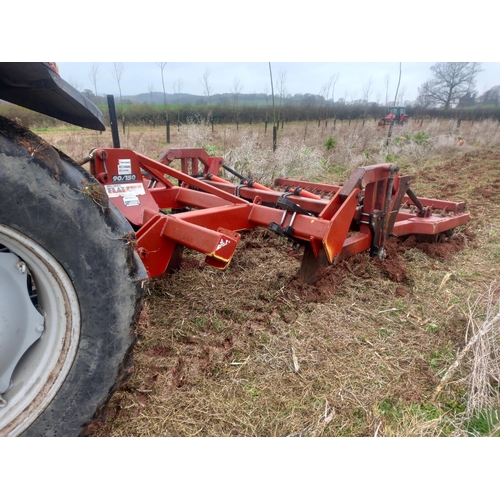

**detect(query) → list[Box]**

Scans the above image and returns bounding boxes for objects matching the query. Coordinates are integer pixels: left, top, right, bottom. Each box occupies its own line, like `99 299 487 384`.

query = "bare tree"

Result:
263 84 270 133
479 85 500 107
148 84 155 127
88 63 100 104
157 62 170 143
319 82 329 126
200 67 213 105
112 62 124 105
362 78 373 125
232 76 243 130
277 70 287 129
112 62 125 133
417 62 482 109
268 63 277 151
172 78 184 100
329 73 339 126
68 78 82 91
200 67 213 129
386 63 402 145
397 85 407 106
172 78 184 129
319 73 338 127
362 78 373 104
384 73 391 107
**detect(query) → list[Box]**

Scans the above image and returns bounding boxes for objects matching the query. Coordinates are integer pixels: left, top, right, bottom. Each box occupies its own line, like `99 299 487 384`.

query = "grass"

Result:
34 118 500 437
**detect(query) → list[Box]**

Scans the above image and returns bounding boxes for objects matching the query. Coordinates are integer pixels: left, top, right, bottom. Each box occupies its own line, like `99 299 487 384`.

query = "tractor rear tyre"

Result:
0 117 147 436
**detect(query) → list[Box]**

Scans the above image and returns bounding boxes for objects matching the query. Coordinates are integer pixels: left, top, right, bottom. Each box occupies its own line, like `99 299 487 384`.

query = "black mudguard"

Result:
0 62 105 131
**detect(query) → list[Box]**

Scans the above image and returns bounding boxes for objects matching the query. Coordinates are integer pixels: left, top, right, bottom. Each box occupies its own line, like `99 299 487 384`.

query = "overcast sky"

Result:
6 2 498 104
56 61 499 104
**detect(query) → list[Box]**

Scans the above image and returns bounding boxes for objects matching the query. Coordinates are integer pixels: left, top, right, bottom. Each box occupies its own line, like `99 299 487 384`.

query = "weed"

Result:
203 144 219 156
192 316 208 328
324 137 337 150
376 328 392 338
378 398 398 416
426 323 439 334
412 131 430 145
378 400 448 436
465 409 500 436
427 341 454 369
245 385 260 399
211 318 225 333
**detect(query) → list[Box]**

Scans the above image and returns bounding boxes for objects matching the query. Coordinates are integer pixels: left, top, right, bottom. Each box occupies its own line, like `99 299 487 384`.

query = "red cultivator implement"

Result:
89 147 469 285
0 64 471 437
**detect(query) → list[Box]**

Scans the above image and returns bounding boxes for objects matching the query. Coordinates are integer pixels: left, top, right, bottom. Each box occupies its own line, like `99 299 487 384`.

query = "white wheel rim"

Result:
0 224 80 436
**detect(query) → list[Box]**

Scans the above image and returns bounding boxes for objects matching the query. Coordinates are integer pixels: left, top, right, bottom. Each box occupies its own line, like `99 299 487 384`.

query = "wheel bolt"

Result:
16 261 27 274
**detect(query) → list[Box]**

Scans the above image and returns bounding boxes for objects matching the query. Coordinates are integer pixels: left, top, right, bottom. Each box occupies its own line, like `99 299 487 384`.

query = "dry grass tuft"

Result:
433 283 500 436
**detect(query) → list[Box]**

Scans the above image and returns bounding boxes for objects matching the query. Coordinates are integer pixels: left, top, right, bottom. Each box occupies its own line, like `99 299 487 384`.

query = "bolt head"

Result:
16 261 27 274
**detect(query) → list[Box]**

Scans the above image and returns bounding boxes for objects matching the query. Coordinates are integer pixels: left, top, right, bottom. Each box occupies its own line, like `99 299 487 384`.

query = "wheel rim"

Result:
0 224 80 436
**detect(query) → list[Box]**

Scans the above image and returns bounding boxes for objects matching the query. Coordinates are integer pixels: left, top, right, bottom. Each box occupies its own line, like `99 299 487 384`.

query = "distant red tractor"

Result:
378 106 409 126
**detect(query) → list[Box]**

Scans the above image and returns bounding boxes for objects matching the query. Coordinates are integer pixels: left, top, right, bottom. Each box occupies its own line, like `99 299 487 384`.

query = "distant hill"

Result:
127 91 273 107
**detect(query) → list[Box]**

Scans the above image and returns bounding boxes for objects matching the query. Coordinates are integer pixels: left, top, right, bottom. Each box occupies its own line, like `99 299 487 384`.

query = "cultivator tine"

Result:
298 244 328 285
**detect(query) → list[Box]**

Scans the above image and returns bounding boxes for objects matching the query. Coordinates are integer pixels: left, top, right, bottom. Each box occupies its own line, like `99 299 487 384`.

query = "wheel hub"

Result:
0 224 80 436
0 252 44 396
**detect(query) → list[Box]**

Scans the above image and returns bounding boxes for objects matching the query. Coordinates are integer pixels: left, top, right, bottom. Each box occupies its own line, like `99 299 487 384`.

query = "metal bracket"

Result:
268 194 311 242
275 193 312 216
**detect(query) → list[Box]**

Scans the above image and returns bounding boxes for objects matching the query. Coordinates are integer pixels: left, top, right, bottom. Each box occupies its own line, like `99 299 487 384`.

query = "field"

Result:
38 117 500 437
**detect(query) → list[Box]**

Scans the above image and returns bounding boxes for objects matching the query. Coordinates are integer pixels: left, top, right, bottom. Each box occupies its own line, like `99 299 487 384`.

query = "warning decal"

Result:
105 183 146 199
118 159 132 175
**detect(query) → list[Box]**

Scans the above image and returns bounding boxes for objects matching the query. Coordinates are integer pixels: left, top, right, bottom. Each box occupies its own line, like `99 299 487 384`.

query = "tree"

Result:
232 76 243 130
319 73 338 126
479 85 500 107
200 68 213 105
268 63 277 151
417 62 482 110
112 62 125 105
362 78 373 104
397 85 407 106
200 67 213 129
172 78 184 129
82 89 96 100
157 62 170 143
148 84 156 127
88 63 100 104
362 78 373 124
386 63 402 146
384 73 391 106
319 82 329 125
112 62 125 133
277 70 287 129
329 73 339 125
458 91 477 107
263 84 270 133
